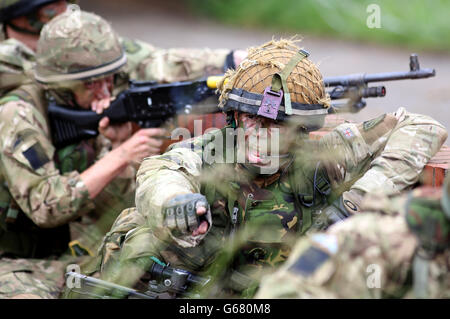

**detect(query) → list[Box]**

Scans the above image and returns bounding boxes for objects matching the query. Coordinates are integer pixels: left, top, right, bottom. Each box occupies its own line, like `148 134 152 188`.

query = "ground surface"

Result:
83 0 450 144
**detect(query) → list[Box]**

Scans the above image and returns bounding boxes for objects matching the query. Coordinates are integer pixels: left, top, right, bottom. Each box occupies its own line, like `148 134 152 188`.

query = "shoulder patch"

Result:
340 127 355 139
22 142 50 170
122 38 142 54
288 246 330 276
363 114 386 131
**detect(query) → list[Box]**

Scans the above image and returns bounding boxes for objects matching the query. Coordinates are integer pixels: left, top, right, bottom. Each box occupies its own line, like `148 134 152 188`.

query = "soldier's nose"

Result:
94 81 111 99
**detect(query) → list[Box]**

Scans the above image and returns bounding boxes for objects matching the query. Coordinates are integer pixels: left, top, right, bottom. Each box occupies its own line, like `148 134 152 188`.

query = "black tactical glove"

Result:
162 193 211 235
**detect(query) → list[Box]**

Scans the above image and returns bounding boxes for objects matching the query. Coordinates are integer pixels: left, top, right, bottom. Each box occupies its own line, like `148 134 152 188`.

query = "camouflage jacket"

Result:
0 83 136 258
100 108 447 294
0 38 35 96
255 186 450 299
0 38 232 258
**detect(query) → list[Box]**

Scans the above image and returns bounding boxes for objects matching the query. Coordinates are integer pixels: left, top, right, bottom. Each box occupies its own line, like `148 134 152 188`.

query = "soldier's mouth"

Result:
247 148 271 165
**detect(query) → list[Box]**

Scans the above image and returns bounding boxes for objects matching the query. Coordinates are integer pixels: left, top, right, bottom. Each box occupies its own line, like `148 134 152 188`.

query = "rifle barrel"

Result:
324 68 435 87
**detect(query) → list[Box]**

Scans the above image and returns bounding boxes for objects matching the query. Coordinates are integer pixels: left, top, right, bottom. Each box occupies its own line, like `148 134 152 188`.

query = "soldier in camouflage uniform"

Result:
0 0 69 96
0 1 244 97
0 5 243 298
255 174 450 299
97 39 447 298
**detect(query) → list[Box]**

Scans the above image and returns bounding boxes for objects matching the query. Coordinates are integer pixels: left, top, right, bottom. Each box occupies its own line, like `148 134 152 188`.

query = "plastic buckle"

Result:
257 86 283 120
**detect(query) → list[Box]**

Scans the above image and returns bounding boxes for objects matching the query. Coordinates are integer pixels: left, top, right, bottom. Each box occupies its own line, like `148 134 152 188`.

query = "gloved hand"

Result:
162 193 211 236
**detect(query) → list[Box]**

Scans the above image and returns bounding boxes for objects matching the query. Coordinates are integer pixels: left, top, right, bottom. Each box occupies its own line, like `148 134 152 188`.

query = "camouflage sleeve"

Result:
120 37 230 82
97 207 146 274
319 107 448 212
94 134 137 197
0 99 93 228
256 212 418 299
135 144 203 248
0 39 35 96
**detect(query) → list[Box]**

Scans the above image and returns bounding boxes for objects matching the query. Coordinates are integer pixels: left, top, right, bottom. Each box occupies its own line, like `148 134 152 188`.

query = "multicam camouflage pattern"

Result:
36 5 230 86
0 4 230 96
34 5 126 84
0 38 35 95
97 207 145 274
0 257 69 299
121 37 230 84
255 184 450 299
0 84 137 297
0 6 232 297
0 88 93 228
98 107 447 296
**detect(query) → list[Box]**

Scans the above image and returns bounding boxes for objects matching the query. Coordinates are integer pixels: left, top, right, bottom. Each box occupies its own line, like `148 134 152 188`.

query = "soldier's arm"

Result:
0 99 93 228
0 97 151 228
97 207 146 274
120 37 239 82
135 137 208 248
319 107 448 214
256 212 417 299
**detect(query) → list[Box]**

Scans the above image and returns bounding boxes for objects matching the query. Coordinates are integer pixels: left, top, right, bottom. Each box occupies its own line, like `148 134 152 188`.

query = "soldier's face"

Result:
236 112 292 166
8 1 67 33
73 75 114 111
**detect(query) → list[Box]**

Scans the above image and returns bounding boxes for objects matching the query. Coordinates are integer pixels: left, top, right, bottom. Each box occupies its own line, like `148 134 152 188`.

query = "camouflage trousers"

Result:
0 257 69 299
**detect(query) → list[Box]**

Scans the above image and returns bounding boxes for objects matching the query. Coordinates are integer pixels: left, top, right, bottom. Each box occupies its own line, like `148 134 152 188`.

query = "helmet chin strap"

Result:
5 21 42 35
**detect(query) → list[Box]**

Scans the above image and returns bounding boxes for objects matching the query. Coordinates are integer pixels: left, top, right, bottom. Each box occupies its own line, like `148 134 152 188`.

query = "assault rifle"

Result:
64 262 211 299
49 54 435 147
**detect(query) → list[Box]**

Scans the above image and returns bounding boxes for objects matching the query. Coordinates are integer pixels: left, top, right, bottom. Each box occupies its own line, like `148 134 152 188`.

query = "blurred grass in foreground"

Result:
187 0 450 52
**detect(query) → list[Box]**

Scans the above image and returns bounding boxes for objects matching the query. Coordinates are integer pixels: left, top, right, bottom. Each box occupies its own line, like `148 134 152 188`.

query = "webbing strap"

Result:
271 49 310 115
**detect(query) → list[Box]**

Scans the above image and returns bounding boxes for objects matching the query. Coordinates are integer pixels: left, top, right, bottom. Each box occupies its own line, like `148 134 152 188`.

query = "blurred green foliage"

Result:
187 0 450 51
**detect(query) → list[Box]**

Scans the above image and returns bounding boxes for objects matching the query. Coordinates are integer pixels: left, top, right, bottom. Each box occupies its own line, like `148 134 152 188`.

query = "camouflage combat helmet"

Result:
34 4 126 85
0 0 62 23
0 0 71 39
218 39 330 131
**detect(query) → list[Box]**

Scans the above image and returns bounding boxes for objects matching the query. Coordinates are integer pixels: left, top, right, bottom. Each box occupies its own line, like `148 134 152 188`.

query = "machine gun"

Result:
325 54 435 113
49 54 435 147
64 262 211 299
48 78 220 148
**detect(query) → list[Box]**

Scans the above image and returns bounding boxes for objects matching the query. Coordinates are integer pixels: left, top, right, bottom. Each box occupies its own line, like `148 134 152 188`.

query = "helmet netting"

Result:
218 38 330 110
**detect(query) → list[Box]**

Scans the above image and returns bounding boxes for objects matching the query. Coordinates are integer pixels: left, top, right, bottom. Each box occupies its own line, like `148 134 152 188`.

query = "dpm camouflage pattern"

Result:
255 184 450 299
98 107 447 296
